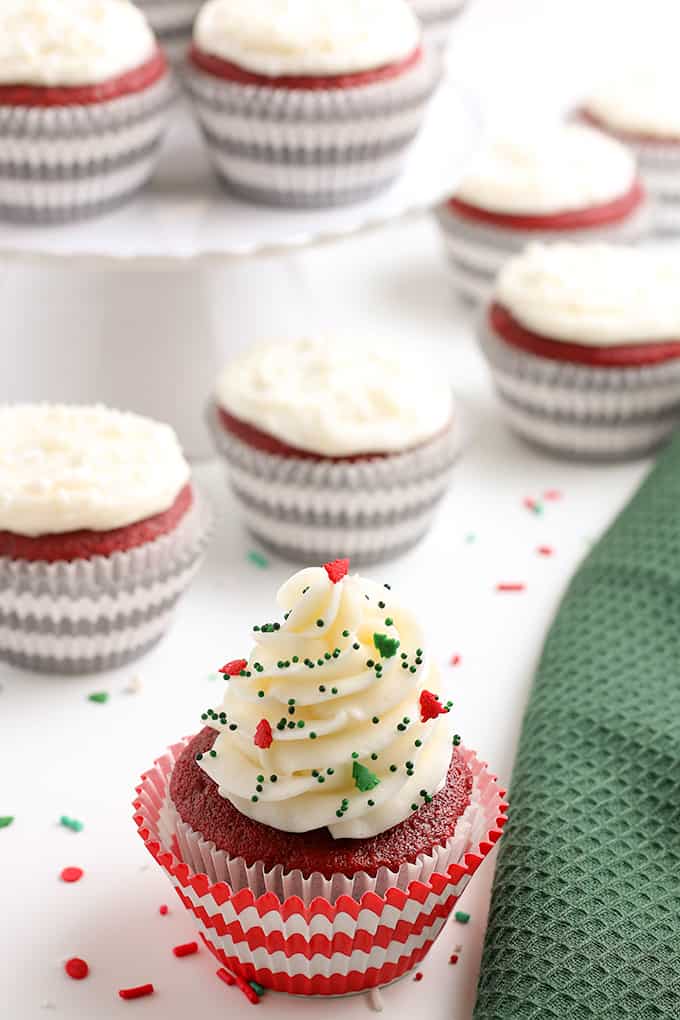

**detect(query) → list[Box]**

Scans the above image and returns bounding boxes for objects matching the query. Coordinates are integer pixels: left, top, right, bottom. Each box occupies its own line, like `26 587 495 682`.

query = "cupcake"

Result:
0 0 176 223
135 561 507 995
0 405 211 673
435 123 650 304
133 1 201 60
208 338 461 564
409 0 467 49
479 242 680 460
583 68 680 233
184 0 439 208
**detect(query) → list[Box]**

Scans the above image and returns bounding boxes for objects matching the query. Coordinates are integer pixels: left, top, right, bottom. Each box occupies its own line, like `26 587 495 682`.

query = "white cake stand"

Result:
3 79 481 456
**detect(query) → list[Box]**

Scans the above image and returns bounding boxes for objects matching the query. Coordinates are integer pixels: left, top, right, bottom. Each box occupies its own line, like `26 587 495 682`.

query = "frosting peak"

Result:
198 563 454 839
0 0 156 87
194 0 420 78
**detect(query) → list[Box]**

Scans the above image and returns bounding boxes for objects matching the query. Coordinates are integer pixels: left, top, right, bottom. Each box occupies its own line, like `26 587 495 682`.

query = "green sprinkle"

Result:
415 739 422 748
297 720 305 728
342 630 350 637
372 716 380 724
195 753 203 761
411 803 418 811
257 775 264 783
353 761 380 792
209 750 217 758
0 816 14 829
316 619 324 628
368 800 375 807
258 690 265 698
353 643 360 650
373 633 400 659
292 656 299 663
331 687 338 695
371 753 379 761
336 810 343 818
309 732 317 740
250 981 266 998
452 734 462 746
270 775 278 783
256 784 263 793
378 601 386 609
319 685 326 693
410 666 417 674
247 550 269 569
288 722 295 729
229 723 237 731
326 768 335 776
87 691 109 704
351 752 359 759
366 659 375 668
251 795 259 803
390 765 397 772
455 911 470 925
385 617 393 627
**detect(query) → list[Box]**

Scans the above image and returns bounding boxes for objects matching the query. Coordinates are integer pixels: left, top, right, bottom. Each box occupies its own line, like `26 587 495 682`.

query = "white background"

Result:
0 0 675 1017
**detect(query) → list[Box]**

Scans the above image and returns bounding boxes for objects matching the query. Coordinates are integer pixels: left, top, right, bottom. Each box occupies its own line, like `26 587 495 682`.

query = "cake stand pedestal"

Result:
2 81 480 457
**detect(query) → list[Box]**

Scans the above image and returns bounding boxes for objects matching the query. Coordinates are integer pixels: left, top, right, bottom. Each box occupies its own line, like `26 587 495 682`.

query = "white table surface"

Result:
0 0 675 1016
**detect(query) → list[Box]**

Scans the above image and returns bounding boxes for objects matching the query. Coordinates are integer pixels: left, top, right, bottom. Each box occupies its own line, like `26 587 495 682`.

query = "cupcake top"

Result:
0 405 190 536
585 68 680 140
455 124 637 215
197 560 455 839
194 0 420 78
216 338 453 457
496 243 680 345
0 0 155 87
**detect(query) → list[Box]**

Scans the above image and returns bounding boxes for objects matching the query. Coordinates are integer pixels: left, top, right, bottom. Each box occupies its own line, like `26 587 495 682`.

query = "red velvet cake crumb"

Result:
169 728 473 879
0 483 194 563
490 302 680 368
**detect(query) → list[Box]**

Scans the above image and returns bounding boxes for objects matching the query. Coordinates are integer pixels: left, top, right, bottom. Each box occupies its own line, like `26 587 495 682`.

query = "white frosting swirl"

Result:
456 124 636 215
198 565 454 839
216 338 453 457
0 405 190 536
496 243 680 345
194 0 420 77
586 68 680 140
0 0 156 87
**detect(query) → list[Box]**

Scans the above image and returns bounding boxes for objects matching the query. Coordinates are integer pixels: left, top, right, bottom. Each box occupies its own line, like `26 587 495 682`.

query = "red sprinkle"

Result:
254 718 273 750
60 866 83 883
173 942 198 958
450 654 461 666
449 954 459 965
119 984 154 1001
537 546 554 557
216 967 236 987
323 558 350 584
543 489 562 501
65 958 89 980
220 659 248 676
420 690 449 722
414 972 424 982
495 583 526 592
215 966 259 1005
159 904 168 916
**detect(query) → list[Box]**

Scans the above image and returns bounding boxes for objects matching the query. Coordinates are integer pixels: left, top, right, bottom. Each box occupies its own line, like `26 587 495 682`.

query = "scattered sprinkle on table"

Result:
124 675 142 694
450 654 461 666
368 988 384 1013
414 972 423 981
543 489 562 501
0 816 14 829
216 968 236 987
60 867 83 884
495 583 526 593
216 967 260 1005
172 942 198 958
87 692 109 704
523 497 543 515
118 984 154 1001
537 545 554 557
159 904 168 916
64 957 89 980
449 954 459 965
455 910 470 924
59 816 84 833
464 533 476 544
247 550 269 569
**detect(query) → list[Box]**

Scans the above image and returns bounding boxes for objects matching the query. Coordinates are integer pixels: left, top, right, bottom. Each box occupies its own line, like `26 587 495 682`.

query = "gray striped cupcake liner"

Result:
133 1 201 61
434 199 653 305
0 69 176 223
208 406 460 564
479 317 680 461
0 489 212 675
183 46 440 208
410 0 467 48
618 139 680 234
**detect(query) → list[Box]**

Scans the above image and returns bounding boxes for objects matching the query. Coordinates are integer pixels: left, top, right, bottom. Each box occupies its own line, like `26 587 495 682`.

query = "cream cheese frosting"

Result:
0 0 156 87
198 562 454 839
496 243 680 345
585 68 680 140
455 124 637 215
216 338 453 457
194 0 421 77
0 405 190 536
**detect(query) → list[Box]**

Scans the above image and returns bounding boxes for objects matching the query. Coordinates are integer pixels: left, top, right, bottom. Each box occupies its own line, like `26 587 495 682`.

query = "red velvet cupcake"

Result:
0 0 175 223
0 404 211 673
184 0 439 207
135 561 506 995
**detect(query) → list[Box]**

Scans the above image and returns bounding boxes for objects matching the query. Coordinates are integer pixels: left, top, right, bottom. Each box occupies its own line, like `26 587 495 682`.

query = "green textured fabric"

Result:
474 438 680 1020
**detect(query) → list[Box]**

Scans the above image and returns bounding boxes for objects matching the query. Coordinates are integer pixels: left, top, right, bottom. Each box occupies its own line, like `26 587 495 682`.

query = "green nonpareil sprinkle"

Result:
0 816 15 829
87 691 109 704
453 733 462 746
455 911 470 924
247 550 269 569
373 633 400 659
249 981 266 998
352 761 380 792
384 617 393 627
342 630 350 637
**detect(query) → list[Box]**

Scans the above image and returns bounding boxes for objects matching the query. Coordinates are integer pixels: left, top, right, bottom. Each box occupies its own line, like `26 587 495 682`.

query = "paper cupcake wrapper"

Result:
434 199 653 305
479 318 680 460
183 46 441 208
410 0 468 47
133 2 201 62
0 70 176 223
208 406 461 564
621 141 680 234
0 489 212 674
134 738 507 996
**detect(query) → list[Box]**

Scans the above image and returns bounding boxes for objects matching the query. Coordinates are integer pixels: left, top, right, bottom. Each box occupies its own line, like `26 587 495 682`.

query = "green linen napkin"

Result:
474 438 680 1019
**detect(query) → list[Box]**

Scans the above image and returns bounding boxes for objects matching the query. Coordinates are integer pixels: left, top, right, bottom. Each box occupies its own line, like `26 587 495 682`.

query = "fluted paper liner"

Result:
134 738 507 996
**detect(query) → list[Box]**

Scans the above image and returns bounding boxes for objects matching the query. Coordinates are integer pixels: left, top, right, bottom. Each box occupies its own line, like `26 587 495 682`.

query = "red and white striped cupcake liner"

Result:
134 738 507 996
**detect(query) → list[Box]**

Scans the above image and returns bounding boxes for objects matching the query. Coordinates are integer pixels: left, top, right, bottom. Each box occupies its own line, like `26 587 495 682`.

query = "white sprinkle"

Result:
367 988 384 1012
124 674 142 694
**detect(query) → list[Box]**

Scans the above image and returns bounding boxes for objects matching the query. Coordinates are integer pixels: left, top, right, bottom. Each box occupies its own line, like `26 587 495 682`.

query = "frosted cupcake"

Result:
135 561 506 995
0 405 211 673
208 338 460 563
409 0 467 49
0 0 176 223
133 1 201 60
185 0 439 208
583 68 680 233
479 243 680 460
435 124 649 304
